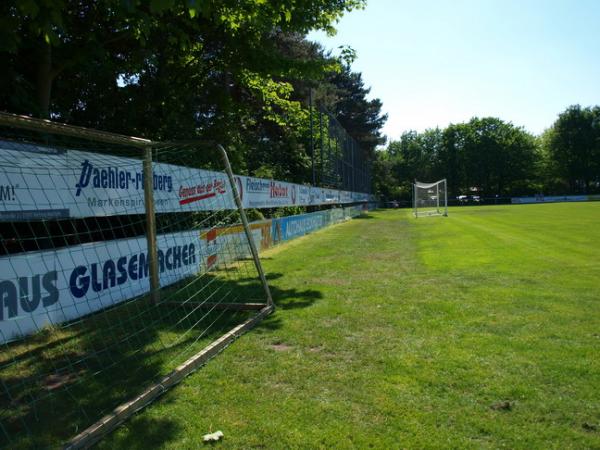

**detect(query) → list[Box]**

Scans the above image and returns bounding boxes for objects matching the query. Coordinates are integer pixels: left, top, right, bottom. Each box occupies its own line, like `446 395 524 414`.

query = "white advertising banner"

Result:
0 140 369 220
0 231 201 343
511 195 589 204
0 201 372 343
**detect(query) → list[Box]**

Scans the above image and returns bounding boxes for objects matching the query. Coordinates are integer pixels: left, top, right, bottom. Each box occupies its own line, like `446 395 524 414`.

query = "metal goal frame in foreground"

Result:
0 112 273 449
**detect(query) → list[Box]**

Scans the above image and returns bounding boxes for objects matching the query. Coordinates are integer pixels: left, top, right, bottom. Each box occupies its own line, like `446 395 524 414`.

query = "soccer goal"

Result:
0 112 273 449
413 179 448 217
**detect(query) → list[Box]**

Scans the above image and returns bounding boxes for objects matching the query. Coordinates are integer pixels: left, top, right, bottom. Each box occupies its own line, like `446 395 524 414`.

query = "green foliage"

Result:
376 118 539 200
245 208 266 222
373 149 404 200
0 0 382 190
271 205 307 218
239 69 308 128
544 105 600 193
326 66 387 158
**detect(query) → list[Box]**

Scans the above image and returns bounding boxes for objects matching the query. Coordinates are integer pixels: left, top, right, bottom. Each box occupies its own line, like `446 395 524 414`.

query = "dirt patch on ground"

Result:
490 401 513 411
42 371 81 391
312 278 350 287
269 342 293 352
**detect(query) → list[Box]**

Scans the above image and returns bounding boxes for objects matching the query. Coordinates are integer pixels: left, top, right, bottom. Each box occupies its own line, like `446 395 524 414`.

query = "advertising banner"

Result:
0 231 202 343
511 195 589 204
236 176 300 208
0 140 368 220
0 202 369 343
344 205 365 219
200 220 272 270
272 211 329 244
328 208 345 224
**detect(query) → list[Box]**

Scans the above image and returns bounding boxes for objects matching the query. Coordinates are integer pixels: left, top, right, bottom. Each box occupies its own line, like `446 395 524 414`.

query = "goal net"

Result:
0 113 272 449
413 179 448 217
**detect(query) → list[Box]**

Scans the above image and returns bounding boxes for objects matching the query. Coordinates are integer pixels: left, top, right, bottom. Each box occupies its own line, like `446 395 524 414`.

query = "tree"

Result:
1 0 384 185
327 67 387 158
546 105 600 193
373 150 402 202
0 0 365 120
456 117 536 196
375 118 538 200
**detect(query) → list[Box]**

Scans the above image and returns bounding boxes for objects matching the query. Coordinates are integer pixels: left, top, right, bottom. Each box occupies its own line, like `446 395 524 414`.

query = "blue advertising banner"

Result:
272 212 326 244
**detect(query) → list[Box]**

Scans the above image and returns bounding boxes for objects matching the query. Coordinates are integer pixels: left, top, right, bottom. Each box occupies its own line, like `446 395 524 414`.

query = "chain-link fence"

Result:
309 104 372 195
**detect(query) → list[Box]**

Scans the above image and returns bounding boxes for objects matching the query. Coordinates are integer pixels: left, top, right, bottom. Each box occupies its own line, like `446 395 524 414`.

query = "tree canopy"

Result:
545 105 600 193
1 0 387 186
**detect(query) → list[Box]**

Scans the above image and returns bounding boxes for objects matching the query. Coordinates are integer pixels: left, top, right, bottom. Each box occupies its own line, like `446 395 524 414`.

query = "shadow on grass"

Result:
352 213 376 220
97 416 181 450
272 284 322 310
0 265 323 449
236 272 322 310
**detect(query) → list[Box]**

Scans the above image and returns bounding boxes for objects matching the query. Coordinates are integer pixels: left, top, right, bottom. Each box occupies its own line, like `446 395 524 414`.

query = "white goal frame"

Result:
413 179 448 217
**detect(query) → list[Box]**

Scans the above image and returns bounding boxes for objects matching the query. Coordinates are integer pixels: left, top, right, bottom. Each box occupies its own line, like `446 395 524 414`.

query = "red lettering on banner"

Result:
270 181 288 198
179 192 216 205
178 179 227 205
206 228 217 242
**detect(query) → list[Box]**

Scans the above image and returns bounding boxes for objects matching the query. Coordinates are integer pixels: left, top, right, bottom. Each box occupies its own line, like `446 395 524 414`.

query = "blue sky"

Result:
308 0 600 141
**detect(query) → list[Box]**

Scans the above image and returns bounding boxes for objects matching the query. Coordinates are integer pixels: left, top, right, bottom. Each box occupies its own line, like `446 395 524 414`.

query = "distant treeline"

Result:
375 105 600 201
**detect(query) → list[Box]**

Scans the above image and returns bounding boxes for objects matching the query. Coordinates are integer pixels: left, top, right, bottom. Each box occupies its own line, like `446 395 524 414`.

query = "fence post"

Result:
319 109 324 185
143 145 160 303
351 141 355 192
413 179 417 217
309 89 316 186
444 178 448 216
217 144 273 308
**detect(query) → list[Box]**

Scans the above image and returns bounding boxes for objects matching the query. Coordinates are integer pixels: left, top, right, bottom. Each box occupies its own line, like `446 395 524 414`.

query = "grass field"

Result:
92 203 597 448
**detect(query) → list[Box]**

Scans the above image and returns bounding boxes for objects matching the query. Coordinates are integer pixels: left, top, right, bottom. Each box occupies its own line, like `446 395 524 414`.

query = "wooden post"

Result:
143 146 160 303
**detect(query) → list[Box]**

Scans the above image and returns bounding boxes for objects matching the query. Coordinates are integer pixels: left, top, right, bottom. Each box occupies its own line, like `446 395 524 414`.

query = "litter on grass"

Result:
203 430 224 442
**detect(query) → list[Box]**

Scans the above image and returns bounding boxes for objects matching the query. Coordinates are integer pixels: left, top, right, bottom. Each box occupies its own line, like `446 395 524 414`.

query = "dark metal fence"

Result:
309 100 372 194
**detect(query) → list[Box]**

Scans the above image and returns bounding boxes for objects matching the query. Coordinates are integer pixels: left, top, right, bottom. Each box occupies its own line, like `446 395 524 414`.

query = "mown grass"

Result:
0 270 264 449
16 203 600 448
97 203 600 449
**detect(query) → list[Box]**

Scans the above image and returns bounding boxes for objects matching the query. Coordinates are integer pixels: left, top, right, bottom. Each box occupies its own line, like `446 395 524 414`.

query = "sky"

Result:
308 0 600 142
